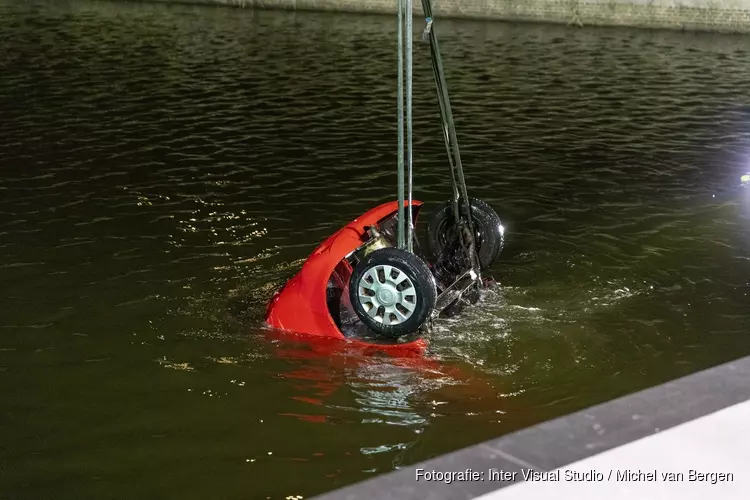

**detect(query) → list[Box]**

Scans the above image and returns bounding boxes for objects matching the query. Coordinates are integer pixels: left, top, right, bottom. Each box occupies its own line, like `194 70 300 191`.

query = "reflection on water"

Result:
1 0 750 498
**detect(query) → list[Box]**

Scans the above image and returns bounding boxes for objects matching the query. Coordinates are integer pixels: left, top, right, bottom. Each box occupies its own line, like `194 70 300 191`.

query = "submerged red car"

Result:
265 0 506 353
265 198 504 354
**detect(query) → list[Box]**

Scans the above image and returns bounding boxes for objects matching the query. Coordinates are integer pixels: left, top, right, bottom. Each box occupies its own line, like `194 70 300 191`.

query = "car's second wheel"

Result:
425 198 505 270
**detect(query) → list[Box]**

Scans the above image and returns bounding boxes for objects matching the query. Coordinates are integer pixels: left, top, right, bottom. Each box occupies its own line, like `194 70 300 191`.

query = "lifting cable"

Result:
397 0 477 269
396 0 414 251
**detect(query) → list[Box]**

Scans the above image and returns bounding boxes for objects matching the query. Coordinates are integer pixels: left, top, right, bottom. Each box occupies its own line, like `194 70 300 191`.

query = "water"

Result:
1 0 749 498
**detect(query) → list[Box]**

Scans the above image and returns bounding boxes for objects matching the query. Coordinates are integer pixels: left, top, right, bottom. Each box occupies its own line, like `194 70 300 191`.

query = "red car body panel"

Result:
265 200 427 355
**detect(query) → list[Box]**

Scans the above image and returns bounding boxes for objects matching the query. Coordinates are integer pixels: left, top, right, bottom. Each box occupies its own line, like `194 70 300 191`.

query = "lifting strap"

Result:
396 0 479 275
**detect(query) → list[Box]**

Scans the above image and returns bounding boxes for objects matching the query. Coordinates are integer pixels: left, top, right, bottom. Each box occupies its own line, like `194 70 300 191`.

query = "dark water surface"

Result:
2 0 750 498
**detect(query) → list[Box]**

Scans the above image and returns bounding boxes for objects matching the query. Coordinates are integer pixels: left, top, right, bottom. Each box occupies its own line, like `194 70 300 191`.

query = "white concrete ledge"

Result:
312 355 750 500
476 399 750 499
